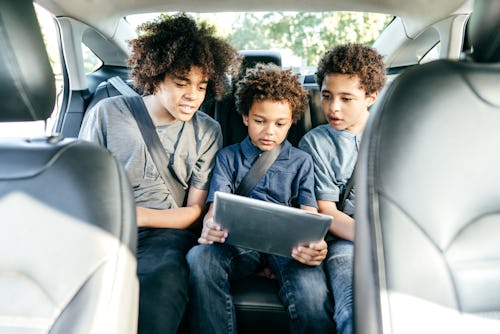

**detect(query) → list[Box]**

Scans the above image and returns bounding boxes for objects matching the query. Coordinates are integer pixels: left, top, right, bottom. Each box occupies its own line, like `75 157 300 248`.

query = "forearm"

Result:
318 200 355 241
136 187 208 229
328 211 355 241
136 204 204 229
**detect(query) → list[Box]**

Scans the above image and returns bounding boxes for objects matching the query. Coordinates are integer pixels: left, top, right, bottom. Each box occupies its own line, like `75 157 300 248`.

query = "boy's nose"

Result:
263 124 275 135
329 99 341 113
184 86 202 100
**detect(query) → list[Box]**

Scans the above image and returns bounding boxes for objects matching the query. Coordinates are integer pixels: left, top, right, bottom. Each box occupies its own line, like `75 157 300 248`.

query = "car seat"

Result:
0 1 139 333
354 0 500 333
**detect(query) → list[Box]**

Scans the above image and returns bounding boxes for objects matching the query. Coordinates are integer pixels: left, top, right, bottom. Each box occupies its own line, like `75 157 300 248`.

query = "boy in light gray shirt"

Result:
79 13 239 334
299 43 386 334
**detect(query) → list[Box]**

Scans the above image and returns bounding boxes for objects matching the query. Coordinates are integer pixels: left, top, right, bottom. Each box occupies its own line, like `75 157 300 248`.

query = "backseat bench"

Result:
82 50 327 334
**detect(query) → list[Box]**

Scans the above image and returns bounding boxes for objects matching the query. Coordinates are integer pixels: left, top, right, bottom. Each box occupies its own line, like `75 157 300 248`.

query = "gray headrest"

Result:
468 0 500 63
0 0 56 122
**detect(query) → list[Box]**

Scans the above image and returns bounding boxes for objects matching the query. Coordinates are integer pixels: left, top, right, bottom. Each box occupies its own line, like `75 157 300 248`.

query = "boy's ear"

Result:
242 114 249 126
366 91 379 107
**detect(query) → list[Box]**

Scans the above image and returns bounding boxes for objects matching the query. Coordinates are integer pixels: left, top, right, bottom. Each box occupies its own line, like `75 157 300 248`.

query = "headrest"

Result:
240 50 282 69
0 0 56 122
468 0 500 63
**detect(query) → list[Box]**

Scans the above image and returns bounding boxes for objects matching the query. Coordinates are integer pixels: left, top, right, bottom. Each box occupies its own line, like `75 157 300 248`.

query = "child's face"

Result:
242 100 293 151
155 66 208 122
321 73 377 134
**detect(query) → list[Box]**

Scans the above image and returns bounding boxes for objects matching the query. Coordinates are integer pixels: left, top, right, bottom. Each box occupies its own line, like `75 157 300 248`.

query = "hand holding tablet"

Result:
213 191 332 258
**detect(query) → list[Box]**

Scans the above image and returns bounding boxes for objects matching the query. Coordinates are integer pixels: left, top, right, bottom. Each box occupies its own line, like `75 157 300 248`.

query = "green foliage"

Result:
227 11 392 67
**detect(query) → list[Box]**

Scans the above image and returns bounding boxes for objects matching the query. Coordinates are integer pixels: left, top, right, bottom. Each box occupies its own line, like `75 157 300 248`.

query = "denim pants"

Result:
325 238 354 334
186 243 335 334
136 227 197 334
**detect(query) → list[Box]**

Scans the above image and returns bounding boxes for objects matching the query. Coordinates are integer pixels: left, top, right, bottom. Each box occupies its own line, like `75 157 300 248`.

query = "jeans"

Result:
136 227 197 334
325 238 354 334
187 243 335 334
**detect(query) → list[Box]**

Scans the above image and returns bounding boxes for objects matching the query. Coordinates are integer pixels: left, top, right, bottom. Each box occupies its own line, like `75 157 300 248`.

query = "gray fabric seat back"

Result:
0 1 139 333
354 1 500 333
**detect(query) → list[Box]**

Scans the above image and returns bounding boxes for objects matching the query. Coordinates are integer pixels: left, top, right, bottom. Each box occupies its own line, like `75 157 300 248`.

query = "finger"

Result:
299 244 327 256
204 229 228 243
292 252 323 266
197 236 212 244
292 252 314 265
205 219 222 232
292 247 326 264
307 240 327 251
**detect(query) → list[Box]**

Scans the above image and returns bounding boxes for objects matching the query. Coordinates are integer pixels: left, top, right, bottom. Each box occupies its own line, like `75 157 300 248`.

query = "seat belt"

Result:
235 142 284 197
107 76 187 206
124 95 187 207
107 76 138 96
338 163 356 212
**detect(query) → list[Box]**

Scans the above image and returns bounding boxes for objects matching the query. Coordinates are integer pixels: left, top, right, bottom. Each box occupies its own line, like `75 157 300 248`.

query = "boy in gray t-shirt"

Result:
79 14 239 334
299 43 386 334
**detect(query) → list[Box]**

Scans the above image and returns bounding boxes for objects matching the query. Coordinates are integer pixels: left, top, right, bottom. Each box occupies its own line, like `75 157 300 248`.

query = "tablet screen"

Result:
213 191 331 258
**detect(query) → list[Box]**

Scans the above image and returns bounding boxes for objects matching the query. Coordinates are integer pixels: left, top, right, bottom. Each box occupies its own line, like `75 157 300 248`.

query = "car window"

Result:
420 42 441 64
82 43 103 73
0 3 63 138
126 11 392 74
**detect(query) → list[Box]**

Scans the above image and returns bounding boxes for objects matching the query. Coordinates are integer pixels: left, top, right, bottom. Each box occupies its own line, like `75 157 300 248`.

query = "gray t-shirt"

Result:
298 124 361 216
79 95 222 209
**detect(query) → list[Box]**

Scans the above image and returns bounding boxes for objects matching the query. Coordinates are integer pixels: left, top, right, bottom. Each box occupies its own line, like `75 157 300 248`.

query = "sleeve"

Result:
189 121 223 190
298 133 340 202
206 148 235 203
296 154 318 208
78 103 107 147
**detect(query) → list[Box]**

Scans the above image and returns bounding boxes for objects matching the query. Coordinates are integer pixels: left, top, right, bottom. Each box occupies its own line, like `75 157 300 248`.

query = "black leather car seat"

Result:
0 1 139 333
354 0 500 333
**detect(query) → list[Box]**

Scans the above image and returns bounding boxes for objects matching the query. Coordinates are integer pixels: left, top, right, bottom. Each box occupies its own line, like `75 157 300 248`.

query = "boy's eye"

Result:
254 119 263 124
321 94 331 100
176 82 187 87
198 85 207 91
276 122 287 127
342 97 353 102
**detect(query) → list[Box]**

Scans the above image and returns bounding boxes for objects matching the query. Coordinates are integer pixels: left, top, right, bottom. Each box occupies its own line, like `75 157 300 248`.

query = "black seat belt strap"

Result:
108 76 138 96
338 163 356 212
235 142 284 197
125 95 187 207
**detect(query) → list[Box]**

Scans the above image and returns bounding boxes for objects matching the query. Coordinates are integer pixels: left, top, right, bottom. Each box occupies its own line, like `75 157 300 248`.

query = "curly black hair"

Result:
235 63 308 123
128 13 240 99
316 43 386 94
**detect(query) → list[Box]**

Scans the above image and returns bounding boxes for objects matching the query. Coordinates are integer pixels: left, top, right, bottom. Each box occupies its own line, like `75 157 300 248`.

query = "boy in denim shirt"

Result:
299 43 386 334
187 63 335 333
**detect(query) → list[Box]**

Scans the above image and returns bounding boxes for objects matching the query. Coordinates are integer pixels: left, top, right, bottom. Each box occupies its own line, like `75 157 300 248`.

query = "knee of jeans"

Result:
139 261 189 295
328 239 354 255
187 245 223 277
298 287 330 313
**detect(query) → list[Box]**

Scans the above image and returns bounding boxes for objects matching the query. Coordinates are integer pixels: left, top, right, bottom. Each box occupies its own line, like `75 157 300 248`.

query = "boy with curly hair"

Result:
187 63 335 333
79 13 240 334
299 43 386 334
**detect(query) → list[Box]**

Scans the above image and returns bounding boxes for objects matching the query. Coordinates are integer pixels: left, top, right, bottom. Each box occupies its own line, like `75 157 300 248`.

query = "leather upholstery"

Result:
0 0 55 121
0 1 139 333
354 0 500 333
467 0 500 63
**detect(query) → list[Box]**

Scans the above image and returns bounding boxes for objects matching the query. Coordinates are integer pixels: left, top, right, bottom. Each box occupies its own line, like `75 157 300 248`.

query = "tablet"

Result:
213 191 332 258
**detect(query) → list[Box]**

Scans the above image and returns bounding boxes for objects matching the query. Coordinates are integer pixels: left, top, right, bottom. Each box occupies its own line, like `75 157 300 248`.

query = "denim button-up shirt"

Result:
207 136 317 208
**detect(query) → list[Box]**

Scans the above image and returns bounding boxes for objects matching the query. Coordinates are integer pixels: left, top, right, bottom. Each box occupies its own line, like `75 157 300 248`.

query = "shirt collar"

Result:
327 127 363 142
241 136 292 161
